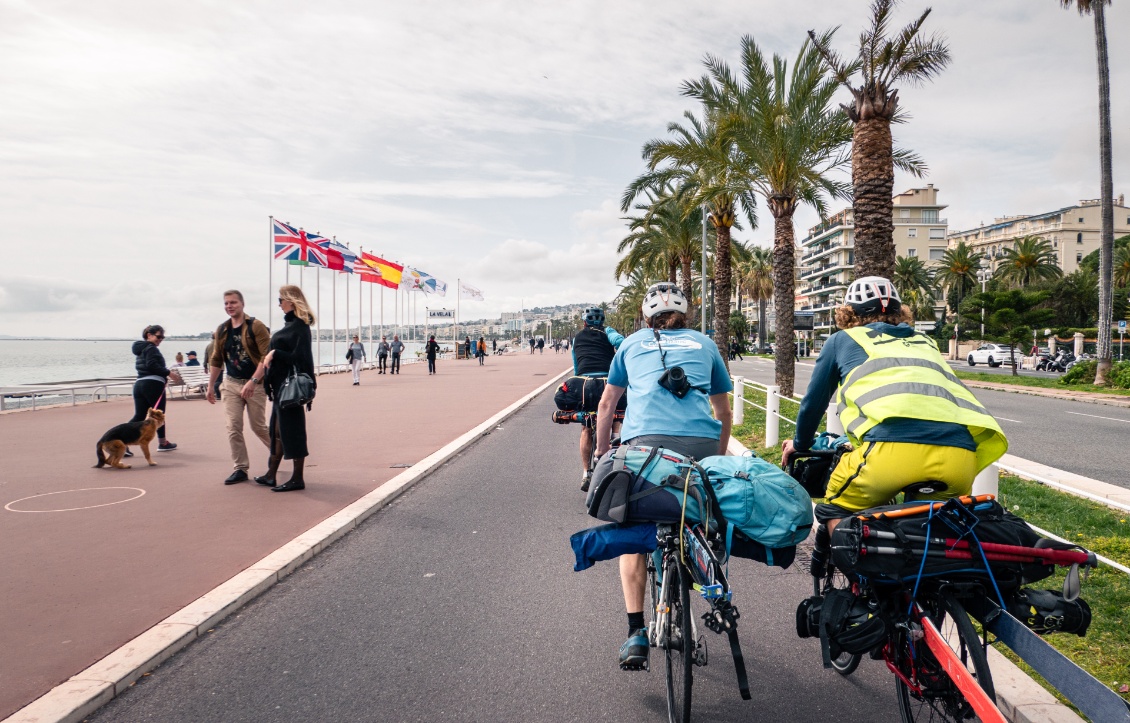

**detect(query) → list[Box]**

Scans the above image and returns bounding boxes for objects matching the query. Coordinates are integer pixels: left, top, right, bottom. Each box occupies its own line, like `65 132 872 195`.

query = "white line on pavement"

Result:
995 416 1024 423
1065 410 1130 424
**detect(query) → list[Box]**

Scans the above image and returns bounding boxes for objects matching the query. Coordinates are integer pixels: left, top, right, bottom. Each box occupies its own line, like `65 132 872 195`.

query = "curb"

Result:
725 435 1083 723
4 367 572 723
962 380 1130 409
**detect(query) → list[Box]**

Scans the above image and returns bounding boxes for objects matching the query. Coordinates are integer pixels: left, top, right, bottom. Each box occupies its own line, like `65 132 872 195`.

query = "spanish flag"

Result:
360 252 402 289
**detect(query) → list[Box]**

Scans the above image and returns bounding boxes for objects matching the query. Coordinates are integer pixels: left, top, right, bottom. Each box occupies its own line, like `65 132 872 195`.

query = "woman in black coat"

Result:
251 284 316 492
130 324 177 451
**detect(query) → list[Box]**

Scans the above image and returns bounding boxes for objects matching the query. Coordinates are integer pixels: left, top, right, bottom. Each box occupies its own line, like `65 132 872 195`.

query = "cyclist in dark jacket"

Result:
571 307 625 489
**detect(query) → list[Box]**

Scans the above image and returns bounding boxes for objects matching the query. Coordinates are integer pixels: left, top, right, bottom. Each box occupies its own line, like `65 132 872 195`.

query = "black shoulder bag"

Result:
278 366 316 410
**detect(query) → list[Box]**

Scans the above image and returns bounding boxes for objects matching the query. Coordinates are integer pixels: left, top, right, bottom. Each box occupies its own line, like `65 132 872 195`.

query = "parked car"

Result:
967 343 1019 368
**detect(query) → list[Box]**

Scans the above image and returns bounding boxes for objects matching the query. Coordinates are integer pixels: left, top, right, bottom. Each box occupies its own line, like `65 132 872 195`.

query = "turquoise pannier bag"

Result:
697 454 814 550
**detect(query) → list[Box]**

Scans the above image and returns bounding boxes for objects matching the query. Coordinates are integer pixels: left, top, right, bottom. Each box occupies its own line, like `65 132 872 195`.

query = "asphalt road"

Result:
90 391 897 722
730 356 1130 488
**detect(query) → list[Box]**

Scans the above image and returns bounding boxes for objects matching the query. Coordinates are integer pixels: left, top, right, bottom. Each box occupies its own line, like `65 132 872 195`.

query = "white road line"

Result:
1065 410 1130 424
995 416 1024 423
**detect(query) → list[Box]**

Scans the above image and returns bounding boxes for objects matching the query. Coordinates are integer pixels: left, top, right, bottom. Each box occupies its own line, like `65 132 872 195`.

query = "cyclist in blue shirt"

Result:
594 283 733 670
572 307 625 490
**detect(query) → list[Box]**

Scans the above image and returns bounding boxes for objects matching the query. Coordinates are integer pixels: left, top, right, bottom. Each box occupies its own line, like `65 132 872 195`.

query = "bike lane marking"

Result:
1065 410 1130 424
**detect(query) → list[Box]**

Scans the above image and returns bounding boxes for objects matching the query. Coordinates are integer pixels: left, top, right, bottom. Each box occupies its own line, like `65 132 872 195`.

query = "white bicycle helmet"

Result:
844 276 901 316
641 282 689 319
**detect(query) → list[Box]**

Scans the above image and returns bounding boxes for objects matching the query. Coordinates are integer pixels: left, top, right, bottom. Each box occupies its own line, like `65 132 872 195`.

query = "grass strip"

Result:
727 383 1130 707
956 371 1130 397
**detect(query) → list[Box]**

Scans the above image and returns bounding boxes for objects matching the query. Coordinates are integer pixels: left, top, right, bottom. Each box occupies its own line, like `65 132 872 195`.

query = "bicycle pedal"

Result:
619 659 649 672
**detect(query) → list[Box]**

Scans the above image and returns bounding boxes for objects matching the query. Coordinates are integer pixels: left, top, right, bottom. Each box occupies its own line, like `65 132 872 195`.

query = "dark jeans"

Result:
427 358 436 373
478 353 484 365
391 353 401 373
378 354 388 372
131 378 167 439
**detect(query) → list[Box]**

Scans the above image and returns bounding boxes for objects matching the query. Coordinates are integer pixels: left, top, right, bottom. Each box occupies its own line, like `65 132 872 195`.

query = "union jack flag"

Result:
273 220 326 267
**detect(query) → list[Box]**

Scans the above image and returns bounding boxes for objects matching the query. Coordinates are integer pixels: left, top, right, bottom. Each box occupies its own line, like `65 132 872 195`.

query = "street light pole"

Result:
701 203 708 335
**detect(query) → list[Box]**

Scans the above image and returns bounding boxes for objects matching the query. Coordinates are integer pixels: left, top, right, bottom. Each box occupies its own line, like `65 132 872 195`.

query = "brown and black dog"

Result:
94 408 165 469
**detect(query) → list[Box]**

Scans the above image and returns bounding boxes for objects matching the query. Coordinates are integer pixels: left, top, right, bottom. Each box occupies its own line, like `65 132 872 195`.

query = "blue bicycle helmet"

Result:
583 307 605 327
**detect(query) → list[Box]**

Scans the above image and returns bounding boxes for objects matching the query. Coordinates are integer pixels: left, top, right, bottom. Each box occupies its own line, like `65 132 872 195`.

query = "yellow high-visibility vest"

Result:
836 326 1007 472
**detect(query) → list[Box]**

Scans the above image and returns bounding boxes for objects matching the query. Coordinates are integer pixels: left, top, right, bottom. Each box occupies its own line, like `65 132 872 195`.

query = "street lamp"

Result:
976 267 991 338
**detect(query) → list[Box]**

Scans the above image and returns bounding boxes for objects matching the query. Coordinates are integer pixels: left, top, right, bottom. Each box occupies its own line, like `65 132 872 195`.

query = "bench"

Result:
166 366 212 399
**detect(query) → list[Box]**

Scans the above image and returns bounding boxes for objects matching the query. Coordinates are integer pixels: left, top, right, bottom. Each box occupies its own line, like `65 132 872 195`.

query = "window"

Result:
922 210 939 222
907 228 918 238
907 248 918 257
1077 233 1084 244
1053 239 1058 248
1077 252 1083 263
929 228 945 239
1079 217 1085 223
900 209 910 218
929 248 945 261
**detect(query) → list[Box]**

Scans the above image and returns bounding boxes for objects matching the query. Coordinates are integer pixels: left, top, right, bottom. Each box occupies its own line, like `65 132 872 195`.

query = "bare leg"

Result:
619 553 646 613
580 429 593 474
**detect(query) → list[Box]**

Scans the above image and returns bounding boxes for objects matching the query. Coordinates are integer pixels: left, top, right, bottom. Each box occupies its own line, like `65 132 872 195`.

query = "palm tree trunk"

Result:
770 200 798 398
1093 1 1114 385
680 255 695 326
758 298 767 352
851 117 896 280
713 211 733 372
668 257 678 285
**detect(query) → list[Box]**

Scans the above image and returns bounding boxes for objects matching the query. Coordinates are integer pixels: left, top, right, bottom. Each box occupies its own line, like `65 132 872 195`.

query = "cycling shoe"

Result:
581 471 592 493
619 628 650 671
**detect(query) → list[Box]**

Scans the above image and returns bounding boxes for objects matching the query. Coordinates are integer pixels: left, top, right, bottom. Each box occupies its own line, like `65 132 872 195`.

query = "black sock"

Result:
627 612 645 634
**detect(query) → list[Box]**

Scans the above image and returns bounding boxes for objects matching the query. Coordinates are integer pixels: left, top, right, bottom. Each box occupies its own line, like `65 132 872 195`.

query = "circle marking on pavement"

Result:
5 487 147 513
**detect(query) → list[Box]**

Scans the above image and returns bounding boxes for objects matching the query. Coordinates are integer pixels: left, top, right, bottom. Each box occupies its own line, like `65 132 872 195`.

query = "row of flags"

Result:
272 219 483 300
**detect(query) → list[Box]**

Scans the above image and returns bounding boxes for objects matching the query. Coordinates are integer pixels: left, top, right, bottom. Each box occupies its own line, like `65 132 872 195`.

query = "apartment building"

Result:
947 195 1130 275
796 185 949 333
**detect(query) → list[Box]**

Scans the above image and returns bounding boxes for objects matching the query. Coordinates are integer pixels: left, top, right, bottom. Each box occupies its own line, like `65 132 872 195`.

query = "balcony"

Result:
801 243 852 266
801 261 850 281
894 217 947 225
802 280 847 296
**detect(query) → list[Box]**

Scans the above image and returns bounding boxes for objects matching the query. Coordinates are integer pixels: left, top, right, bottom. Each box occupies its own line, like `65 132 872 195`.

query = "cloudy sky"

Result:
0 0 1126 338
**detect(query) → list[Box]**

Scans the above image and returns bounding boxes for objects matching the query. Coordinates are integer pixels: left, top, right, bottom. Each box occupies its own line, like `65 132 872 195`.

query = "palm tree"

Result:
809 0 948 279
624 107 757 371
739 246 774 351
686 34 851 396
935 242 985 331
1061 0 1115 384
1115 245 1130 288
994 236 1062 288
892 255 933 298
612 267 655 333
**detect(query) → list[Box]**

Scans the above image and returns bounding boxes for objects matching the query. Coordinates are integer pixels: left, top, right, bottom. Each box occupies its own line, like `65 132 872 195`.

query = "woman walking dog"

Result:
130 325 178 452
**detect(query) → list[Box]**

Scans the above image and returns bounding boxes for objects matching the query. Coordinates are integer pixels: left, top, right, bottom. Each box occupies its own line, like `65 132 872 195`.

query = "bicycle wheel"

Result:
663 558 693 723
894 591 995 722
815 570 862 676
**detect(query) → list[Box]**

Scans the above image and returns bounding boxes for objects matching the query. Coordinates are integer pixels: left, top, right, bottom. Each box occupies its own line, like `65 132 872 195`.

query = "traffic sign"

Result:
1119 320 1127 332
914 321 936 332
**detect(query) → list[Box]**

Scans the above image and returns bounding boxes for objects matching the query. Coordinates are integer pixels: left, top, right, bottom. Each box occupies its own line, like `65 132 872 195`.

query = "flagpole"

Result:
380 285 384 338
268 216 274 331
316 269 322 371
456 278 461 344
332 269 337 370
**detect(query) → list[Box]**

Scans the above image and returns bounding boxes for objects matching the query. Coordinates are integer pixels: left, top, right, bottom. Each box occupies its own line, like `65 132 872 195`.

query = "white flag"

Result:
459 282 484 301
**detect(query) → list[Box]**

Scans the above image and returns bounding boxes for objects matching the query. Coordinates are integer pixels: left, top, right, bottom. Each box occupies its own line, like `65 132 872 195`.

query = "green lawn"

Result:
726 383 1130 707
956 370 1130 397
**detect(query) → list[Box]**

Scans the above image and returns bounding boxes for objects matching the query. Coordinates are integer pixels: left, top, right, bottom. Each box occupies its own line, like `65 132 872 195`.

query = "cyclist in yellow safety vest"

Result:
781 276 1007 532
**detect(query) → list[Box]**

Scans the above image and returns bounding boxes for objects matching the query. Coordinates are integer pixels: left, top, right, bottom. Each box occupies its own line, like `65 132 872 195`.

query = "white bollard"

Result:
826 400 845 435
733 376 745 426
972 464 999 498
766 385 780 448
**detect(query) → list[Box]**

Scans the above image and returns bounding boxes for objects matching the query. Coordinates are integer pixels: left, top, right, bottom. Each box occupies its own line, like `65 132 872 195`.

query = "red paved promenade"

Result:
0 352 569 718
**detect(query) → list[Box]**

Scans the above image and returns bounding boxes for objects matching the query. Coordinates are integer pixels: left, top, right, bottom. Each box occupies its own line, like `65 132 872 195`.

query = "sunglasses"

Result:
153 334 165 340
278 297 284 304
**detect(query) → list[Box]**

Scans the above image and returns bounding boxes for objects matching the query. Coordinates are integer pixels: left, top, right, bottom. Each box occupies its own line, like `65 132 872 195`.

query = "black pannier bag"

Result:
829 497 1055 589
554 376 586 411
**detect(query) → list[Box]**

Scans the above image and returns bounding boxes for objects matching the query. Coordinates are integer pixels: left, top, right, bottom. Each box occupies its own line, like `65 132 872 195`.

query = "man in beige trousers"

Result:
206 290 272 485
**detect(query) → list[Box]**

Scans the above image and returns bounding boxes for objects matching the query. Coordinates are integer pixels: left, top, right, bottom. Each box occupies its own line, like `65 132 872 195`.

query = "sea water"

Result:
0 339 425 387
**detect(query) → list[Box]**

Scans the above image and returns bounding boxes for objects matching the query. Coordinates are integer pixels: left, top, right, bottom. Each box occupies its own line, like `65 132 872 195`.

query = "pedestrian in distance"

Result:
130 325 178 452
477 336 486 365
390 335 404 374
537 337 545 354
593 283 733 671
250 284 317 492
377 335 390 374
348 334 366 385
207 289 272 486
185 350 201 367
492 338 497 353
425 335 440 374
464 335 472 360
170 352 186 369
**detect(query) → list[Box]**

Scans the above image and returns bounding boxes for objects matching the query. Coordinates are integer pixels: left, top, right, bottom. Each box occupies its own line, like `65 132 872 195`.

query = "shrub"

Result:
1059 360 1097 385
1110 361 1130 389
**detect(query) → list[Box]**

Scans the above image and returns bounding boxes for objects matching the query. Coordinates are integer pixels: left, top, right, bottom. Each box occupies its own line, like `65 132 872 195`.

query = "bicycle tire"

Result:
894 591 994 723
664 557 693 723
814 570 862 676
